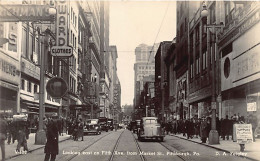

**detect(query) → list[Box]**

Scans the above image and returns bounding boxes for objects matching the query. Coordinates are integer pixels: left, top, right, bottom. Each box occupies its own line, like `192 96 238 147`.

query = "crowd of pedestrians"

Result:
162 113 258 143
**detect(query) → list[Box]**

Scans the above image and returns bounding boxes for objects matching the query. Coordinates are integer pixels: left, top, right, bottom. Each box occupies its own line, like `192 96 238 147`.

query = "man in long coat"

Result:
44 119 59 161
200 117 208 143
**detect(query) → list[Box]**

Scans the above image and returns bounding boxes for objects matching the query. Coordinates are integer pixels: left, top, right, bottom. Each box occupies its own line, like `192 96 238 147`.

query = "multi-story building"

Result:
164 39 177 120
134 43 159 109
0 0 63 129
217 1 260 120
154 41 172 121
187 1 213 119
187 1 260 121
0 0 118 125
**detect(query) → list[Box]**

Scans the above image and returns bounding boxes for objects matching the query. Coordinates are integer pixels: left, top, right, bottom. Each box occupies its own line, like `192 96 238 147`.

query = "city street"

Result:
0 1 260 161
5 129 257 161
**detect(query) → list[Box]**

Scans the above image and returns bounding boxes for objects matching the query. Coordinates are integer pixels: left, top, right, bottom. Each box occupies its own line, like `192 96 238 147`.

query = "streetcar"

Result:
137 117 165 142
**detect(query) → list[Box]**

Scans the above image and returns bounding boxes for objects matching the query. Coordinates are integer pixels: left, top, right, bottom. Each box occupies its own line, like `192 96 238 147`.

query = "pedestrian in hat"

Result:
200 116 208 143
44 119 59 161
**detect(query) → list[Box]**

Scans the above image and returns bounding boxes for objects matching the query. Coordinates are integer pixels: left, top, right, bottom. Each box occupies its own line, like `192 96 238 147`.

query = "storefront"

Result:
220 18 260 120
176 72 188 120
0 49 20 116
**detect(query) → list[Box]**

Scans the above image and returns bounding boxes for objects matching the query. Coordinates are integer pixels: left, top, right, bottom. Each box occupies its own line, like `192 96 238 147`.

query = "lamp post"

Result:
103 93 108 117
201 2 224 145
35 7 56 145
35 29 50 145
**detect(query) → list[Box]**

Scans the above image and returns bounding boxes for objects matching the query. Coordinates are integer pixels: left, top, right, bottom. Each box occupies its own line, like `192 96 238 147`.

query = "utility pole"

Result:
35 30 50 145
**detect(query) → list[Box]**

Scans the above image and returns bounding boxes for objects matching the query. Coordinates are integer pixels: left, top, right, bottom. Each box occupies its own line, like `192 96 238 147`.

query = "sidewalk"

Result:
4 133 71 160
169 133 260 161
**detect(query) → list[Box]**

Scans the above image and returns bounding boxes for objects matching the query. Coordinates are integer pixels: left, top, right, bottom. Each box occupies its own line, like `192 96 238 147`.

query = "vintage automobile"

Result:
84 119 101 135
137 117 165 142
98 117 109 132
107 119 114 131
133 120 141 134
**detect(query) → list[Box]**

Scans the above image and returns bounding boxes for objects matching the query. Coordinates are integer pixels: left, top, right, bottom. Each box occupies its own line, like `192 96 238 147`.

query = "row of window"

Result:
138 66 155 70
190 46 216 79
71 7 77 28
70 76 76 93
21 79 38 94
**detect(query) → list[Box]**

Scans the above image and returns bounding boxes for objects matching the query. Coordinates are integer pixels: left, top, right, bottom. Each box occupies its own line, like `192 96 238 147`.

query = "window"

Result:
210 2 216 24
34 84 38 93
21 28 27 57
29 33 33 61
196 57 200 75
202 50 207 70
21 79 25 90
27 81 31 92
190 62 194 79
145 119 157 124
225 1 235 24
195 26 199 42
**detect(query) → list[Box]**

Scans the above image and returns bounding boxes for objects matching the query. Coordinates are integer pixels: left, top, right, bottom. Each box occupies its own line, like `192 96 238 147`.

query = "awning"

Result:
69 104 89 111
20 100 39 110
45 104 59 109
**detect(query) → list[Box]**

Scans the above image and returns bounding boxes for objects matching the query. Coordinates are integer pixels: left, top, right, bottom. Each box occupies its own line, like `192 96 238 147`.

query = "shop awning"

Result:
20 100 39 110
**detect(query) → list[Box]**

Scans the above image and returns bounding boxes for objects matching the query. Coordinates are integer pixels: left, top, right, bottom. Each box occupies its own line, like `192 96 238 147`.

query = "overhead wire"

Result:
142 1 171 76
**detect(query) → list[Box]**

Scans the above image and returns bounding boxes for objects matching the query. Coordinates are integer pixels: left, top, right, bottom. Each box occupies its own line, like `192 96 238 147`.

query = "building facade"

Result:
134 43 158 109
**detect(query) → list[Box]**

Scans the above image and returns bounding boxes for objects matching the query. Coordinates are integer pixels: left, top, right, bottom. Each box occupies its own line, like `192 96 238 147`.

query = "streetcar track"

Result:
131 131 190 161
130 131 147 161
62 131 114 161
159 142 192 161
108 130 125 161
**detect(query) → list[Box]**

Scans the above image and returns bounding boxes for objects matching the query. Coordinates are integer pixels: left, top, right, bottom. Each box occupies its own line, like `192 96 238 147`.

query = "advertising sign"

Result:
0 51 20 86
0 5 53 22
247 102 257 111
51 46 72 57
234 124 253 144
51 0 72 57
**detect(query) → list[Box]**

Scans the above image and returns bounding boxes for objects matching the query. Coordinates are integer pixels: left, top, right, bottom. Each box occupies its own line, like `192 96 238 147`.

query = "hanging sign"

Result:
51 0 72 57
0 5 53 22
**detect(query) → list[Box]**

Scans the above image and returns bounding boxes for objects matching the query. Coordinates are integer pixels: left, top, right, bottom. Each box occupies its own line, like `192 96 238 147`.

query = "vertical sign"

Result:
8 22 17 52
51 0 72 57
56 0 67 46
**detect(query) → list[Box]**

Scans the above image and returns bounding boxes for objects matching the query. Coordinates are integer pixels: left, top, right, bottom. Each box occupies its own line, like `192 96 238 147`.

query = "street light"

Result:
103 93 108 117
201 2 224 145
35 7 56 145
146 93 150 117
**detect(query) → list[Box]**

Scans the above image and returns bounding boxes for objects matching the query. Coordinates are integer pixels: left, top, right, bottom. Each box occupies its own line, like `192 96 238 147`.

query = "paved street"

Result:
3 129 258 161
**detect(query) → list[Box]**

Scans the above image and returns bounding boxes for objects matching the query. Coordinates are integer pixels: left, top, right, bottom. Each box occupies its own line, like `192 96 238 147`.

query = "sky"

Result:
110 1 177 105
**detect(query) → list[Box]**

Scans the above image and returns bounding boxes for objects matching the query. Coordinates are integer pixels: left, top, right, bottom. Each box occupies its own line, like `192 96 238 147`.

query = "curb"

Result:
6 136 71 160
172 134 258 161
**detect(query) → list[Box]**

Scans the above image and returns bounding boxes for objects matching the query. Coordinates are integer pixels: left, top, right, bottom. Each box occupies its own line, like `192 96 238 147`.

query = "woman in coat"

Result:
44 119 59 161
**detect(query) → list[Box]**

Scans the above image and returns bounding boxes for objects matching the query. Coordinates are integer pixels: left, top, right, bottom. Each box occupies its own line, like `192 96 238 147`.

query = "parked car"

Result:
137 117 165 142
133 120 141 134
84 119 101 135
98 117 109 132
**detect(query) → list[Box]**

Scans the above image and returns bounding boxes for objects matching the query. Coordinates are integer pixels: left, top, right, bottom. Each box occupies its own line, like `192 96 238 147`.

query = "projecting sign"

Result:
0 5 53 22
46 77 68 98
51 46 73 57
52 0 72 57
